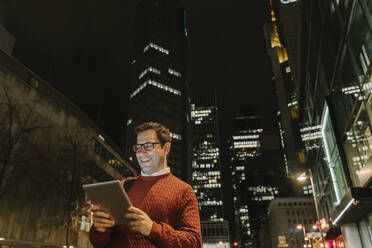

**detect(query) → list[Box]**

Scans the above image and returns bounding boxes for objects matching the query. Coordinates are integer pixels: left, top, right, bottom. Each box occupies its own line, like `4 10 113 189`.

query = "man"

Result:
89 122 202 247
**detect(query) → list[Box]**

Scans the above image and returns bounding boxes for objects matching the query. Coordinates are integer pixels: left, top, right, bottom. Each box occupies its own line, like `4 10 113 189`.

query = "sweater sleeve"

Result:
89 225 114 248
148 186 202 247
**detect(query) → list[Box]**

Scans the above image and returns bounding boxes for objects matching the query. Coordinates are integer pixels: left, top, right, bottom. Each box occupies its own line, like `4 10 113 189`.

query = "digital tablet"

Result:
83 180 132 225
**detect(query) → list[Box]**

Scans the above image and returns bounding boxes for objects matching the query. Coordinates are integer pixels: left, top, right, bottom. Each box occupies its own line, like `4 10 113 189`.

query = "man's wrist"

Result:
148 221 162 240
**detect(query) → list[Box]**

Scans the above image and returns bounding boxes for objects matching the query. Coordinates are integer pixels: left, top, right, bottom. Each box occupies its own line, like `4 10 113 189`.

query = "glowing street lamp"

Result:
297 169 326 248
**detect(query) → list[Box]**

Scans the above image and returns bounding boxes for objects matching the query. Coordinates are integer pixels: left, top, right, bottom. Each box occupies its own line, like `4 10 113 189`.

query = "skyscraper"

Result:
191 93 229 247
229 113 282 247
126 0 190 180
263 0 305 182
191 93 224 221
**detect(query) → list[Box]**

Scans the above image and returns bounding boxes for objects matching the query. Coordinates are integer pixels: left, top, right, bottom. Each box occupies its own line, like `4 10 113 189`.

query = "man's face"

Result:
135 129 170 175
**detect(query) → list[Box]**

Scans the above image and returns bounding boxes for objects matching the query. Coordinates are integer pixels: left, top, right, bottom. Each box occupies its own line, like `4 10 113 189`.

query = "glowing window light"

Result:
138 66 161 79
143 42 169 55
130 80 181 98
170 132 182 140
168 68 182 77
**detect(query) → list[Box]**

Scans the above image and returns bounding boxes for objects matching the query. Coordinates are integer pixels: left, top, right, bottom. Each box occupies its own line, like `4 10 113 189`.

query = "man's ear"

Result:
164 142 171 156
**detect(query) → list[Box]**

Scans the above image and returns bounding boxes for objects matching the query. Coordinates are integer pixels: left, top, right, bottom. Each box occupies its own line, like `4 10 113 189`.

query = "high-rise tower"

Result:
229 113 283 247
191 93 229 247
191 93 224 221
126 0 189 180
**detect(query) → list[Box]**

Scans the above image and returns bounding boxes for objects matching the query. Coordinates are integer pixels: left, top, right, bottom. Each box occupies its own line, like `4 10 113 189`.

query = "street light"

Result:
297 168 326 248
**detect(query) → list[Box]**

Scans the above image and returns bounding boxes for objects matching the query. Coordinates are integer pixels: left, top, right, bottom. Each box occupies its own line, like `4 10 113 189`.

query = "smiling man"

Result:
89 122 202 248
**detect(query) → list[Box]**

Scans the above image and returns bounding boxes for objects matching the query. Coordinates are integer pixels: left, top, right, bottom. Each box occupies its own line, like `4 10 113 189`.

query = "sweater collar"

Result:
141 167 170 177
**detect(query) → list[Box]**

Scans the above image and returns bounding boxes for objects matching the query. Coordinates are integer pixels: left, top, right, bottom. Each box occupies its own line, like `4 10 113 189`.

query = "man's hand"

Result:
92 205 115 233
124 207 153 236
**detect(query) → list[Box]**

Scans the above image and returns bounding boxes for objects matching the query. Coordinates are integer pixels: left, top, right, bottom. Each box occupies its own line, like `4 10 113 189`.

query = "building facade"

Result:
228 113 282 247
191 93 229 247
125 0 190 180
0 49 137 248
265 0 372 247
262 197 318 248
301 0 372 246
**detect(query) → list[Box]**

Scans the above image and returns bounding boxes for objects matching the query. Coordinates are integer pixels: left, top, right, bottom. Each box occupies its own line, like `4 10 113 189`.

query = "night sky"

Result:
3 0 277 149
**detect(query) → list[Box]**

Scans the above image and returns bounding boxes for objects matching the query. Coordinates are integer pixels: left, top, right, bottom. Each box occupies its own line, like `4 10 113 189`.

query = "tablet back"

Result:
83 180 132 225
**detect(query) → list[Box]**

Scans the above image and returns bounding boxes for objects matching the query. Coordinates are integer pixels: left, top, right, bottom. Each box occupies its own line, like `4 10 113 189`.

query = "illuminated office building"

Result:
191 93 229 247
229 114 281 247
263 0 306 183
126 0 190 180
191 93 224 221
265 0 372 246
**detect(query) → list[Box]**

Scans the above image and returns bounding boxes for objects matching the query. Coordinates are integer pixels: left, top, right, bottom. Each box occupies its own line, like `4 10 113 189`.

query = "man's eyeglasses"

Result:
133 142 162 153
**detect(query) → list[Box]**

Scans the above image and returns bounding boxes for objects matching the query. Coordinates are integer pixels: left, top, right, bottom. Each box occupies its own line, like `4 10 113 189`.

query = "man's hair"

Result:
135 122 172 146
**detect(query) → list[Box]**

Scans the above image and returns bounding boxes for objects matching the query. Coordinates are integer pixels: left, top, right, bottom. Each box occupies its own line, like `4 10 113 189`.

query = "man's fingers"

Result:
128 207 144 214
124 213 145 220
94 221 115 228
128 220 142 228
92 205 110 213
94 210 112 219
94 216 115 225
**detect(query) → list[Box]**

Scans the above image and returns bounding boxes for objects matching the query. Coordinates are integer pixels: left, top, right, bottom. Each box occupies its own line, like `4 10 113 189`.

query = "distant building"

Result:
191 93 224 221
191 93 229 246
263 0 305 183
262 197 318 248
0 49 137 248
201 220 230 248
228 113 282 247
126 0 190 180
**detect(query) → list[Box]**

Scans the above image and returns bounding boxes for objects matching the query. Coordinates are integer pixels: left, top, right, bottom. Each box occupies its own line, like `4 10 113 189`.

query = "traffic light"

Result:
233 241 239 247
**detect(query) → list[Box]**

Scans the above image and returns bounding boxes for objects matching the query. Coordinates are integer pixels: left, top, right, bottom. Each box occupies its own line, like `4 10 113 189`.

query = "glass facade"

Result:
301 0 372 244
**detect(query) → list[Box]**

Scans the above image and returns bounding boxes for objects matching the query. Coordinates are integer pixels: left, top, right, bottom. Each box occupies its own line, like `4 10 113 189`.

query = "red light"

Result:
275 90 279 95
227 140 230 143
216 107 218 111
233 241 238 247
229 166 232 169
331 88 335 92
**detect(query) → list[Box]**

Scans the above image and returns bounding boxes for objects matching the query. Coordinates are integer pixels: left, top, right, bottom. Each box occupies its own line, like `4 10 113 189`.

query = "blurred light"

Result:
0 237 5 240
297 173 307 181
297 224 303 230
233 241 239 247
98 134 105 141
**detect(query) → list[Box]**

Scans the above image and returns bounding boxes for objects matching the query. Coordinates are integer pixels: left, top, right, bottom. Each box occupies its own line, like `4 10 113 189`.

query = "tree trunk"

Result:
66 217 70 247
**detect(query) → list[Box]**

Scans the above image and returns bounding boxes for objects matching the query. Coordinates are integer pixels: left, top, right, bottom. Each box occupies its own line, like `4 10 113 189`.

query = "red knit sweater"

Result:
89 173 202 248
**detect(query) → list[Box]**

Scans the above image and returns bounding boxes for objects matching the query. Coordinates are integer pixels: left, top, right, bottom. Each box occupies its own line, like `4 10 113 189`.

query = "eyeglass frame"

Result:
133 142 163 153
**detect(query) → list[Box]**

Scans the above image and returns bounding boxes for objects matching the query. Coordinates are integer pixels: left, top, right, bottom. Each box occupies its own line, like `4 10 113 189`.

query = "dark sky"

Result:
3 0 277 149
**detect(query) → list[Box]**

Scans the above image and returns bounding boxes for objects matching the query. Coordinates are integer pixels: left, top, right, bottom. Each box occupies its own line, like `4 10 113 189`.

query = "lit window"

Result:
168 68 182 77
143 42 169 55
170 132 182 140
126 118 133 126
139 66 161 79
130 80 181 98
